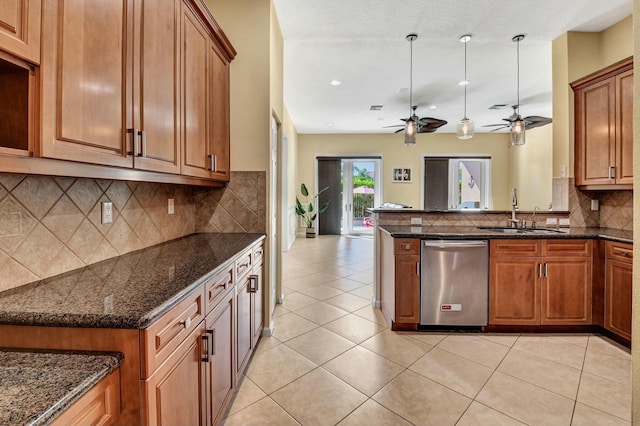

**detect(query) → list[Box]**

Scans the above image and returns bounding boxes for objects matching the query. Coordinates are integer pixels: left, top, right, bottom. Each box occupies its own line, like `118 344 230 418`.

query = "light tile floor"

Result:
223 235 632 426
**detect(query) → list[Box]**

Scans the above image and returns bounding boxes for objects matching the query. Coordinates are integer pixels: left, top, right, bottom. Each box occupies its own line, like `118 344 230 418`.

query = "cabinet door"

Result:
0 0 41 63
605 259 632 340
40 0 133 168
575 78 616 186
209 43 231 181
236 276 252 374
251 267 264 346
181 2 211 178
143 324 207 426
133 0 181 173
489 257 540 325
394 254 420 324
615 69 633 185
205 291 235 426
541 258 592 325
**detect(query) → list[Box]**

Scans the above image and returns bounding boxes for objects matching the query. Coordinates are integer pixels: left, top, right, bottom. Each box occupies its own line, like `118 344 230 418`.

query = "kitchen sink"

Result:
476 226 566 234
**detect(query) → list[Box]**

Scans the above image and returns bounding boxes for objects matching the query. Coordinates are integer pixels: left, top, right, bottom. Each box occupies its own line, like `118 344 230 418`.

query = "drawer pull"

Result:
207 329 216 356
620 250 628 257
179 317 191 329
201 333 210 362
249 274 259 293
238 261 250 270
214 282 226 290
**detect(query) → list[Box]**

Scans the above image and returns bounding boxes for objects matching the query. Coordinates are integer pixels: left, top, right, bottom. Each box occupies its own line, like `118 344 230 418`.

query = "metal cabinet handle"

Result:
249 274 259 292
544 263 549 277
201 334 210 362
207 329 215 356
138 130 146 157
208 154 218 172
416 262 420 276
538 263 543 277
128 128 139 156
179 316 191 328
620 250 628 257
608 166 615 179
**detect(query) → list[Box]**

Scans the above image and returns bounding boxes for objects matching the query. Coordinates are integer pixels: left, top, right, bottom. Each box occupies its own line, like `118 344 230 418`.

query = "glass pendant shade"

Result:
511 117 525 145
457 117 474 139
404 118 417 146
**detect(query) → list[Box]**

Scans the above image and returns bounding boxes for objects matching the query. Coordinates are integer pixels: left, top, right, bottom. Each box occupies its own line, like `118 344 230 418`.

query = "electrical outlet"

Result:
101 202 113 224
168 198 175 215
546 218 558 226
410 217 422 225
591 199 599 211
559 218 570 227
411 226 421 233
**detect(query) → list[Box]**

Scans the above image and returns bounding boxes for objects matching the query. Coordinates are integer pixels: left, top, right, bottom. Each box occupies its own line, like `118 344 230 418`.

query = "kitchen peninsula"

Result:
371 207 633 346
0 232 265 425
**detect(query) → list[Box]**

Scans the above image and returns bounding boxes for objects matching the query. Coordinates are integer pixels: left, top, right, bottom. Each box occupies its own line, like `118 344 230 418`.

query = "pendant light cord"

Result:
516 38 520 115
464 40 467 118
409 38 413 117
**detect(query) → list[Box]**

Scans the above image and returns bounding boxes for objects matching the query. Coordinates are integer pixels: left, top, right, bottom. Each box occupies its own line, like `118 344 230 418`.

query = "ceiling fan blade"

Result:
482 124 508 127
489 126 509 132
523 116 553 129
382 124 405 128
394 128 404 134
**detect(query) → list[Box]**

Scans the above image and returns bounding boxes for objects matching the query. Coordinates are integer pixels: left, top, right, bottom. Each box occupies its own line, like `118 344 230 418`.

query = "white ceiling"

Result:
272 0 632 134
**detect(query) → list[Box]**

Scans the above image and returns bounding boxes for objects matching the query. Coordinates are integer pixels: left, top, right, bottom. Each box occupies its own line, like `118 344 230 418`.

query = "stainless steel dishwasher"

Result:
420 240 489 326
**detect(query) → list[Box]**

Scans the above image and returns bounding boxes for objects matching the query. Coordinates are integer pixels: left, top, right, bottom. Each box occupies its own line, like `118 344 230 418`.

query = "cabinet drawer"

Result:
606 241 633 263
490 240 541 257
140 287 205 378
253 241 265 267
235 249 253 280
543 240 592 257
205 263 234 314
394 238 420 255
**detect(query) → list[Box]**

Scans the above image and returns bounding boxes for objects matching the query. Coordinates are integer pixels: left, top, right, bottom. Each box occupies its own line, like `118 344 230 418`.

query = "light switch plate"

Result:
101 202 113 224
168 198 175 215
559 218 570 227
410 217 422 225
546 218 558 226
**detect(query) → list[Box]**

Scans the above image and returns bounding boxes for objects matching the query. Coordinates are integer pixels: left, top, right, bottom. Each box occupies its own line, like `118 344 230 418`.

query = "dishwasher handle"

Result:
423 240 488 248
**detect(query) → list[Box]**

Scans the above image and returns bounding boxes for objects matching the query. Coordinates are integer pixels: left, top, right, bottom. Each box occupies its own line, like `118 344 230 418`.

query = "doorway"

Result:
317 156 381 236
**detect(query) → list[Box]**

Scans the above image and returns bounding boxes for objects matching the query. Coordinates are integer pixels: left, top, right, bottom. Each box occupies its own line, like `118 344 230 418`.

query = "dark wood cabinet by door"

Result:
605 241 632 341
572 57 633 189
0 0 41 64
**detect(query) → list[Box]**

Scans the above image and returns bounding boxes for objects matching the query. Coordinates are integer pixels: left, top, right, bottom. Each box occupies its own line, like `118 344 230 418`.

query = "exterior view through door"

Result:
317 157 381 236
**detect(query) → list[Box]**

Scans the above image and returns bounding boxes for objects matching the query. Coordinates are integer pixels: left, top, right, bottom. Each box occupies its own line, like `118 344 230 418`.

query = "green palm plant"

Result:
295 183 330 228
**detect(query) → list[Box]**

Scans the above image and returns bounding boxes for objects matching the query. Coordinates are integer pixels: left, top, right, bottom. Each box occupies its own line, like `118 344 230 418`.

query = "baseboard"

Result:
262 320 274 337
372 298 381 308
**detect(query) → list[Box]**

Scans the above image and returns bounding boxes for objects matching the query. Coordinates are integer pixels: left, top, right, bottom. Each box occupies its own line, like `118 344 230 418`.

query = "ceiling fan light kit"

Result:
404 33 418 146
457 34 474 140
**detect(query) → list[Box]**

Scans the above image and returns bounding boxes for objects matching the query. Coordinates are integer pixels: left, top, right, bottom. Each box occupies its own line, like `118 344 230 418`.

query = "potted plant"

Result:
295 183 330 238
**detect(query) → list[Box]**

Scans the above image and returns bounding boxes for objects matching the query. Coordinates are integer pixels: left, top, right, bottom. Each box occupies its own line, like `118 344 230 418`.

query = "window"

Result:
423 156 491 210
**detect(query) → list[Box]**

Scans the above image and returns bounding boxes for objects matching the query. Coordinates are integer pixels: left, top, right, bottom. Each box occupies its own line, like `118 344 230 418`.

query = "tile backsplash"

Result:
0 171 266 292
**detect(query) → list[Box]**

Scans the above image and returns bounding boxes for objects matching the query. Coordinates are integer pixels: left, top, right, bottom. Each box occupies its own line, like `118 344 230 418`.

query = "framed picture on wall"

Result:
392 167 412 182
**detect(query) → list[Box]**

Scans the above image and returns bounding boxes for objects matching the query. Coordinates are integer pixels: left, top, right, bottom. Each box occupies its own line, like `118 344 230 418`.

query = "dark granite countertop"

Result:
0 233 265 329
378 225 633 244
0 349 122 426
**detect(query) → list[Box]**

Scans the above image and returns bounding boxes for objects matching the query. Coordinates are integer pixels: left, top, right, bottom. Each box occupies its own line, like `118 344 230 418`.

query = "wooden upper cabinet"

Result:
181 0 235 181
39 0 133 168
181 3 211 179
133 0 181 174
0 0 41 64
572 57 633 189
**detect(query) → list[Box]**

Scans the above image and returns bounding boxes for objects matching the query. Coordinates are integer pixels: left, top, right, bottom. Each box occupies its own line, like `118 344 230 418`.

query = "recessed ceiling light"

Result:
458 80 470 86
330 80 342 86
326 122 335 127
429 105 437 110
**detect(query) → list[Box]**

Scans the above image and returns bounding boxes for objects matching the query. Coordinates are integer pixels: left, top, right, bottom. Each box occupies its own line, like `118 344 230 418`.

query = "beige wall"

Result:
552 17 633 178
206 0 271 171
632 2 639 422
510 124 554 210
298 132 512 210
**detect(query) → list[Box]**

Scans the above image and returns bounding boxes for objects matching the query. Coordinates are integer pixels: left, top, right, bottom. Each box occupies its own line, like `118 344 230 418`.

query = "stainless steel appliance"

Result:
420 240 489 326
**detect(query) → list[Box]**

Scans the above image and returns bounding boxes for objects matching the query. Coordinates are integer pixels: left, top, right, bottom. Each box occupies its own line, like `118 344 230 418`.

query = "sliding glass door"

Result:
342 159 380 235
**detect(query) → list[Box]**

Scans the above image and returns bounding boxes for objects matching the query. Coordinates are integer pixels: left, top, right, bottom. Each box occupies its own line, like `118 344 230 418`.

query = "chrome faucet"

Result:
507 188 520 228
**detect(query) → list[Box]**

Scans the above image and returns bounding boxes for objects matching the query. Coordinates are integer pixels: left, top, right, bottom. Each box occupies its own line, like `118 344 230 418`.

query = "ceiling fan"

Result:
384 106 448 134
482 105 552 132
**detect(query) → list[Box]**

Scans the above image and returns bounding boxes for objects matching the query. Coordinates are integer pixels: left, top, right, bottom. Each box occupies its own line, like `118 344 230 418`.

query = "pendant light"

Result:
457 34 474 139
404 34 418 146
511 34 525 146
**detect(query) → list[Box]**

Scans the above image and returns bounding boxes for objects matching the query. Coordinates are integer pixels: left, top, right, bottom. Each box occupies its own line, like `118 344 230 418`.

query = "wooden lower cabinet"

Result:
51 368 121 426
394 254 421 325
143 323 207 426
605 242 633 340
490 257 540 325
236 246 264 374
490 240 592 326
205 290 235 425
